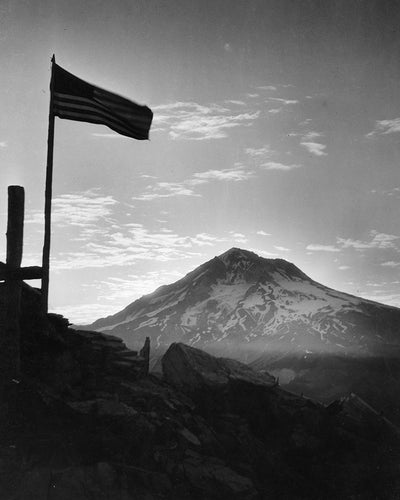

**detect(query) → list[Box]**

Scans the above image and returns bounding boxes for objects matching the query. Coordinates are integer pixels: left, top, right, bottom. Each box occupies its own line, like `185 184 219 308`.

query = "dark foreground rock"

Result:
1 293 400 499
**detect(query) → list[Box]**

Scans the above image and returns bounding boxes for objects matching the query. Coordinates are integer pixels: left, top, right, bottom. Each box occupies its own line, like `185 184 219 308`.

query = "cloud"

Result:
257 85 277 91
300 141 327 156
308 231 399 256
288 128 327 157
193 165 255 182
338 266 350 270
386 187 400 197
381 261 400 267
366 118 400 137
337 230 399 251
245 145 272 158
268 108 282 114
246 93 259 98
306 244 341 252
25 189 118 229
132 182 200 201
54 268 187 324
191 233 227 246
252 248 279 257
245 145 300 172
274 245 290 252
229 231 248 244
224 43 232 52
268 97 299 105
51 225 222 271
302 131 323 140
257 230 271 236
134 165 254 200
225 100 246 106
153 101 260 140
0 141 7 148
261 161 301 171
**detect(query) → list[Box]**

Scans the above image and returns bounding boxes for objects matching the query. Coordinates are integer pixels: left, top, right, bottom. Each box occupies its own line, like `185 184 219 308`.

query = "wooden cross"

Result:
0 186 42 389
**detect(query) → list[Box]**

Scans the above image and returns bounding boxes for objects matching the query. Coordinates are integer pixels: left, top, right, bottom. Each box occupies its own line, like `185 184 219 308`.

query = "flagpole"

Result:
41 54 56 314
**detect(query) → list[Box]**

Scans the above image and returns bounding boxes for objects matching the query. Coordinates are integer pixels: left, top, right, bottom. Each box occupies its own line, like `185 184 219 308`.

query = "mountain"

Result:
86 247 400 357
84 248 400 420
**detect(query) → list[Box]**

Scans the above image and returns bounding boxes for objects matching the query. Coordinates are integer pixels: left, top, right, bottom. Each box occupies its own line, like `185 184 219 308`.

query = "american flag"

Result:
52 63 153 140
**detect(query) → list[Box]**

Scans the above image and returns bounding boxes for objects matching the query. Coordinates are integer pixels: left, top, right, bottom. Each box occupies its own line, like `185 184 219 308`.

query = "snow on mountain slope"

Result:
84 248 400 362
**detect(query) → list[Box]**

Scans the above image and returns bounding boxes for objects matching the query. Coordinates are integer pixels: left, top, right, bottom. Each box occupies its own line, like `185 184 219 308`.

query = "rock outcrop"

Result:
162 342 276 392
1 289 400 499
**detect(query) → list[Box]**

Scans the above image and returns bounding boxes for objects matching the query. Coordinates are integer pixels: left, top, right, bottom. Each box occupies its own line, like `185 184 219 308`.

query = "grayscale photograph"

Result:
1 1 400 498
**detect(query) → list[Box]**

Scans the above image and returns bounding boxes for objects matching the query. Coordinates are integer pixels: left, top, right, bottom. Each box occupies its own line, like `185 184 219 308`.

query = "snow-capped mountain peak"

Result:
83 248 400 365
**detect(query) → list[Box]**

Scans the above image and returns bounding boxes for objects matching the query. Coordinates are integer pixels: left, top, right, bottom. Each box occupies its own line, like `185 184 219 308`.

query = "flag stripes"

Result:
52 64 153 140
53 93 141 138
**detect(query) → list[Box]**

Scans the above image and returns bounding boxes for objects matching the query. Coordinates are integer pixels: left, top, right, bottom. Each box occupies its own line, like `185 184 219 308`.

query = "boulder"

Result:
162 342 275 394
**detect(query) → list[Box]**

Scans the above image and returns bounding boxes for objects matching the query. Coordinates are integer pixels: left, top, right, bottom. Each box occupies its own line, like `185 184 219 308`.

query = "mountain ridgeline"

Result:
83 248 400 420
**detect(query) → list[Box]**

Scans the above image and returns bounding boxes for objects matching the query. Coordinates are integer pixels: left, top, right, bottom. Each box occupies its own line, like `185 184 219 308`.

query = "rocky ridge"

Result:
1 284 400 500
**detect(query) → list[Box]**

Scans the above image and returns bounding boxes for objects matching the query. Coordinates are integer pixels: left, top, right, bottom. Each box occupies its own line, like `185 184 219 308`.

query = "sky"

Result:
1 0 400 324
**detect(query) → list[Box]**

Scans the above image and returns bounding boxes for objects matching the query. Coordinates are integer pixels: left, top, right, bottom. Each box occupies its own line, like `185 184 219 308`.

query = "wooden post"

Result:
0 186 43 405
1 186 25 387
41 54 56 314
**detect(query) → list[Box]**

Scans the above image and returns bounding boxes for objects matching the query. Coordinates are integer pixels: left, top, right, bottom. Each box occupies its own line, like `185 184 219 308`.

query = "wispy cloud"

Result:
288 129 327 157
381 261 400 267
268 97 299 105
300 141 327 156
51 226 226 271
132 182 201 201
25 189 118 230
53 268 187 324
307 231 400 255
153 101 260 140
0 141 7 148
261 161 301 171
257 230 271 236
302 131 323 140
306 244 341 252
257 85 277 91
229 231 248 244
337 230 399 251
133 164 254 200
193 165 255 182
274 245 290 252
244 145 301 172
245 145 272 158
366 118 400 137
225 100 246 106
